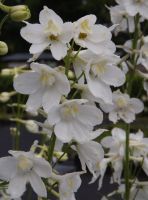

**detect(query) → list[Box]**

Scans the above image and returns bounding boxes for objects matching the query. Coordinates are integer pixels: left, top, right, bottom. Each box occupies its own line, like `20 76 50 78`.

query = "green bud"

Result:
10 5 31 22
0 41 8 55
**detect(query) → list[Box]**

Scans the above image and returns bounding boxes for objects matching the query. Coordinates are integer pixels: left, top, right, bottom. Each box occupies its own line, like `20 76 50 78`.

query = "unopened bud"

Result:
10 5 31 22
0 41 8 55
25 120 39 133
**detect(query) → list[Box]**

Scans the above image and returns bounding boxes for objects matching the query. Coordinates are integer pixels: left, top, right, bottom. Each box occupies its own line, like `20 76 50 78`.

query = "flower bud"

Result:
0 41 8 55
10 5 31 22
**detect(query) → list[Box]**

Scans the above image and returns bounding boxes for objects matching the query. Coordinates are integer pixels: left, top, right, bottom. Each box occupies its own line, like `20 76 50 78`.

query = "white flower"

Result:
144 81 148 95
74 50 125 104
53 172 83 200
72 129 106 177
0 150 52 198
74 140 104 177
110 5 135 35
20 6 74 60
25 120 39 133
47 99 103 143
13 62 70 113
73 15 116 54
122 0 148 19
100 90 144 123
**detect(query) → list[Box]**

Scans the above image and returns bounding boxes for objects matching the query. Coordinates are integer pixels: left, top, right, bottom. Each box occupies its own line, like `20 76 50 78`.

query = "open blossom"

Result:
0 150 52 198
13 62 70 113
20 6 73 60
73 15 116 54
52 172 83 200
74 50 125 104
121 0 148 19
100 90 144 123
47 99 103 143
110 5 135 35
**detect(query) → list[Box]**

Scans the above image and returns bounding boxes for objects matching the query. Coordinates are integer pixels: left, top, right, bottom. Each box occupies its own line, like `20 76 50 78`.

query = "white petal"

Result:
59 22 74 43
29 43 49 54
109 111 118 123
50 42 67 60
77 105 103 126
42 89 61 112
20 23 46 44
8 174 27 198
47 105 61 125
26 89 44 112
0 157 17 181
89 25 112 43
100 66 125 87
129 98 144 113
39 6 63 26
33 157 52 178
55 71 70 94
13 72 41 95
87 78 113 104
119 110 135 123
54 121 70 142
101 136 115 148
29 171 47 197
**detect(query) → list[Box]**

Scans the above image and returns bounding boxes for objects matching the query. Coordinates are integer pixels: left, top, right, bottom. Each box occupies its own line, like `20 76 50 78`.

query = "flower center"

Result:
135 0 144 4
60 103 79 119
40 70 56 86
80 19 92 34
67 177 75 189
17 155 33 172
116 97 128 108
45 19 61 35
91 61 107 77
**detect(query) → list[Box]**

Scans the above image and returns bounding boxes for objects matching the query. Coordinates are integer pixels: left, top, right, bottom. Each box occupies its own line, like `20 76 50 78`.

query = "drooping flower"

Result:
0 150 52 198
47 99 103 143
122 0 148 19
100 90 144 123
73 15 116 54
13 62 70 113
52 172 83 200
20 6 74 60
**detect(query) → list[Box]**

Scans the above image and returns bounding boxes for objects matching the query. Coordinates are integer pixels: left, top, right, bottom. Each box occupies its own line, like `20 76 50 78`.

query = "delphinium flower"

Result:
0 149 52 198
73 50 125 104
13 62 70 113
73 15 116 54
47 99 103 143
100 89 144 123
52 171 83 200
20 6 74 60
109 4 135 35
121 0 148 19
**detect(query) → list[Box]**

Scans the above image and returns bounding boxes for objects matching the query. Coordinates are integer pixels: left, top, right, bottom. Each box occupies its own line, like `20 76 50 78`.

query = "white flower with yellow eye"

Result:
13 62 70 113
73 15 116 54
0 150 52 198
73 50 125 104
100 90 144 123
47 99 103 143
20 6 74 60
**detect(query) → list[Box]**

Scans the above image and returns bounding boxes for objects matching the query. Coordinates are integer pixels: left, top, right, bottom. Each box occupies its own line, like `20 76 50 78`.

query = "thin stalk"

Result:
48 133 56 163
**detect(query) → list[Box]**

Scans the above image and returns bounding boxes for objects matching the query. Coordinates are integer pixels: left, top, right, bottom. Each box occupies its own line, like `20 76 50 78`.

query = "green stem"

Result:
0 2 10 13
48 133 56 162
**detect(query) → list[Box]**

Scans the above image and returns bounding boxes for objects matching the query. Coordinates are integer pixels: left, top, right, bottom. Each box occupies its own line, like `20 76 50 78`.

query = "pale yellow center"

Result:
40 70 56 86
91 61 107 76
116 97 128 108
61 104 79 119
80 19 92 34
67 177 75 189
17 155 33 171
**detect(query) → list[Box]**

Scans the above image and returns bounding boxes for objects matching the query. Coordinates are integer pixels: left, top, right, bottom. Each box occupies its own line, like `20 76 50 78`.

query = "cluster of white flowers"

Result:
0 1 148 199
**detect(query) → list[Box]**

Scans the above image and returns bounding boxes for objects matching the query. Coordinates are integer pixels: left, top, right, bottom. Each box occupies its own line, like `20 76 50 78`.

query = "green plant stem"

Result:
0 2 10 13
48 133 56 162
